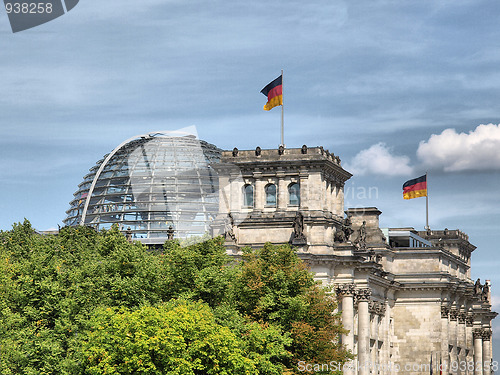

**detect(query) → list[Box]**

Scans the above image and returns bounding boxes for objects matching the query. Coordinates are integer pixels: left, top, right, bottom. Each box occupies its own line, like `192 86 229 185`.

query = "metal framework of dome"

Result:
63 131 221 244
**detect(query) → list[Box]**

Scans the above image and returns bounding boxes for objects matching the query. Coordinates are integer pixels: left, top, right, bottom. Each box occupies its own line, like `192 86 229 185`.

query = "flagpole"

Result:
425 172 429 230
281 69 284 147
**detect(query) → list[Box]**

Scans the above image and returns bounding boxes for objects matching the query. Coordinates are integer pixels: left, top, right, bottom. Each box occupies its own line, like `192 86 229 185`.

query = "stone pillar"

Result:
229 176 240 212
372 302 384 372
458 312 467 374
277 178 287 209
441 306 450 375
357 288 372 375
307 173 323 211
381 304 389 375
330 183 337 214
369 302 377 370
336 284 355 375
466 315 474 371
450 308 458 370
299 172 308 210
482 329 492 375
335 184 344 216
254 179 265 210
474 328 483 375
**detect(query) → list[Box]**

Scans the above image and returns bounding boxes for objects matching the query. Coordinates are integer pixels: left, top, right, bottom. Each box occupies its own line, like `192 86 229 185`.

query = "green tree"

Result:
0 221 351 375
0 222 170 373
82 299 256 375
231 243 352 374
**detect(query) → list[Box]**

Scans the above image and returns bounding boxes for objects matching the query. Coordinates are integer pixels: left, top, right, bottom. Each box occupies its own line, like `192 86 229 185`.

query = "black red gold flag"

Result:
403 175 427 200
261 75 283 111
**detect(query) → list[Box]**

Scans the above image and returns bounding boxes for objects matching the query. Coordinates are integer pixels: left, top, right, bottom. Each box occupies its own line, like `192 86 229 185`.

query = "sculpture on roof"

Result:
474 279 482 296
223 212 236 242
334 217 354 243
482 282 490 303
355 221 367 250
167 225 175 240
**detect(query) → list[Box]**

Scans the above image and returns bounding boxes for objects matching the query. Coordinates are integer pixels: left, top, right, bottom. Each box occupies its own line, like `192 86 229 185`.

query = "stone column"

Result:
277 178 287 210
466 315 474 371
229 176 240 212
441 306 450 375
335 184 344 216
482 329 492 375
330 183 337 214
371 302 383 372
450 308 458 370
381 304 389 375
299 172 308 210
474 328 483 375
335 284 355 375
336 284 355 350
458 312 467 374
369 302 377 370
254 179 265 210
324 181 331 212
357 288 372 375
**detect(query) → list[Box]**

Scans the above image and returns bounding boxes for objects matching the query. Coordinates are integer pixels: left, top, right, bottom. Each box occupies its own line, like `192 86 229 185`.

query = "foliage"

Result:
82 300 256 375
0 221 168 373
232 243 351 374
0 220 351 375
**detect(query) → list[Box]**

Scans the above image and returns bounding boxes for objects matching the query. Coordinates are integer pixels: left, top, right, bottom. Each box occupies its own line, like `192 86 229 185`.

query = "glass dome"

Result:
64 132 221 244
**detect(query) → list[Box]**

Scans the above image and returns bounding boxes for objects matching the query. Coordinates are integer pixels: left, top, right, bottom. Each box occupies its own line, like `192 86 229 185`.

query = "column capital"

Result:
473 328 484 340
458 312 467 324
369 300 386 315
441 305 450 318
334 283 356 297
356 288 372 302
481 329 492 341
449 308 459 321
466 315 474 327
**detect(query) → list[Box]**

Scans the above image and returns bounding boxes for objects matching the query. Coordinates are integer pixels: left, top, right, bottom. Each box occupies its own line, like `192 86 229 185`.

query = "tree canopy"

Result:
0 220 351 374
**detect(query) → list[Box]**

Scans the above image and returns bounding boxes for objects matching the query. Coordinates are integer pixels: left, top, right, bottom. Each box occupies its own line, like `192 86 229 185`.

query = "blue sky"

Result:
1 0 499 359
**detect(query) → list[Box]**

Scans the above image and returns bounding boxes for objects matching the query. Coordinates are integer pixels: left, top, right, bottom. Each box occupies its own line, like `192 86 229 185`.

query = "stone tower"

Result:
212 145 352 253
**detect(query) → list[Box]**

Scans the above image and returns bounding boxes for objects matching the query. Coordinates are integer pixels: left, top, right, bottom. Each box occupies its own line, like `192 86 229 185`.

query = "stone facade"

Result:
212 146 497 375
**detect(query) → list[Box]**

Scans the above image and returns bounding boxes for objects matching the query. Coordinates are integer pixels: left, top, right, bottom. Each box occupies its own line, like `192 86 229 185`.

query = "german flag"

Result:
403 175 427 200
261 75 282 111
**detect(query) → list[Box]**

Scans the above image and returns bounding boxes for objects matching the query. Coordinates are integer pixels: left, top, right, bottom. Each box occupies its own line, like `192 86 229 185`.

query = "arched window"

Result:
265 184 277 207
288 183 300 206
243 184 254 207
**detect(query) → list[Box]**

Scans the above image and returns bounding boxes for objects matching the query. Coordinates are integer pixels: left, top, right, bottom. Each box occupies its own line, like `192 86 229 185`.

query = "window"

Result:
265 184 277 207
288 183 300 206
243 184 254 207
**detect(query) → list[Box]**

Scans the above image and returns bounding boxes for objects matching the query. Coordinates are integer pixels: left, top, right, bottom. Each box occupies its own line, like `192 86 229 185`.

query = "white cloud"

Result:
345 142 414 176
417 124 500 172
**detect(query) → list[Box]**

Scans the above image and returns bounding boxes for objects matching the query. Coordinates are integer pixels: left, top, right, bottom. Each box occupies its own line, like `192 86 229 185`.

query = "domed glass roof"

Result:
64 132 221 244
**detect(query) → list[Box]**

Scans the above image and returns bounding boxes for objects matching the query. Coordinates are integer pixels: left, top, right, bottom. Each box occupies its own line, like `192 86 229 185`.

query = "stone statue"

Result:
334 217 354 243
292 211 306 244
356 221 367 249
125 227 132 243
343 217 354 241
474 278 482 296
334 228 345 243
482 283 490 302
167 225 175 240
223 213 236 241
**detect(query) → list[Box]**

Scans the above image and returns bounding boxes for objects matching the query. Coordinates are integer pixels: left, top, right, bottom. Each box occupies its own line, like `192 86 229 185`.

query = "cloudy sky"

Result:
1 0 500 358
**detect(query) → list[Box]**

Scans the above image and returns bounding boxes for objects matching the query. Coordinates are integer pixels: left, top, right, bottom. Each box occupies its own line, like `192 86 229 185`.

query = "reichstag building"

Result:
64 131 496 375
